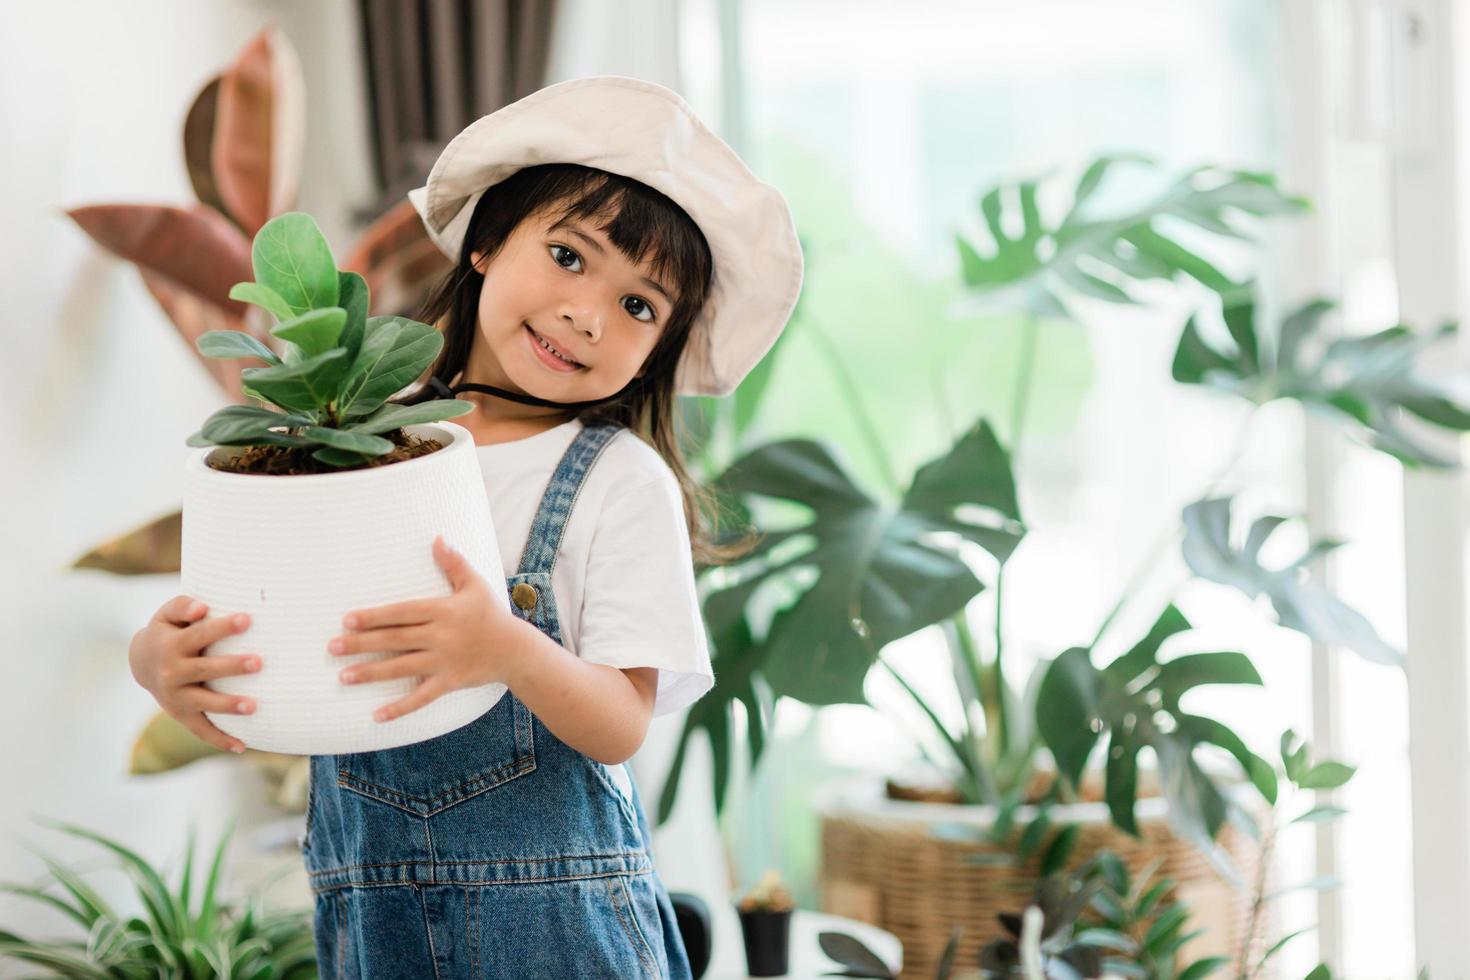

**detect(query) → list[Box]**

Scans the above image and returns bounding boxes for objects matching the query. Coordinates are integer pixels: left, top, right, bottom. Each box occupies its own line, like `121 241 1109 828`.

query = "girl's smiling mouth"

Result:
525 323 586 372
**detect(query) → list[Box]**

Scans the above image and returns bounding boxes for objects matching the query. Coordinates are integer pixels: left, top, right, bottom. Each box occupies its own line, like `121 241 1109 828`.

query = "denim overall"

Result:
302 421 693 979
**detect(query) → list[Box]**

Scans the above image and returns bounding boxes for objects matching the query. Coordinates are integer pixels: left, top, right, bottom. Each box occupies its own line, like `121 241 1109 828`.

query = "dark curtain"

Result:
356 0 560 218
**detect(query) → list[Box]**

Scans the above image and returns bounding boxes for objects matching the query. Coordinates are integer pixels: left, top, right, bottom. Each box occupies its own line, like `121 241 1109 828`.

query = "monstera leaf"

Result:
657 569 776 824
700 419 1025 706
658 420 1025 823
956 156 1308 318
1037 604 1272 862
1179 496 1403 667
1174 292 1470 468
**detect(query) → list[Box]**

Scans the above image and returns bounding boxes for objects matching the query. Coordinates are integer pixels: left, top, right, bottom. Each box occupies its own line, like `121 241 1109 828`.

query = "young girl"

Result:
127 75 803 977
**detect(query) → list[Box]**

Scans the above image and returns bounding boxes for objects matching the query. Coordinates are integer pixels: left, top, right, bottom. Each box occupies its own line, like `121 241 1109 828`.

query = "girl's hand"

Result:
128 595 261 754
329 535 529 723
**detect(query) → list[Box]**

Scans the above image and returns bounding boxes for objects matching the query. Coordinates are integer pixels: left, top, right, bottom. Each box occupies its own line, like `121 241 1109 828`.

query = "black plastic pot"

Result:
736 906 793 977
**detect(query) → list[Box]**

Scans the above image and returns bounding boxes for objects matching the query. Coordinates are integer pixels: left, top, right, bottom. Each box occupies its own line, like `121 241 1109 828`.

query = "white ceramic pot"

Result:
181 421 508 756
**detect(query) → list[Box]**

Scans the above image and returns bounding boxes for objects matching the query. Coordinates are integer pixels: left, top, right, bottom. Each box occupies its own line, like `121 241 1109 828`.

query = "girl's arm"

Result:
502 617 659 765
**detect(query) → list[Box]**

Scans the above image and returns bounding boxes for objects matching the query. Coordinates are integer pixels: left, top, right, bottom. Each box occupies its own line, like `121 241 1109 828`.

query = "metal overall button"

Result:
511 583 539 610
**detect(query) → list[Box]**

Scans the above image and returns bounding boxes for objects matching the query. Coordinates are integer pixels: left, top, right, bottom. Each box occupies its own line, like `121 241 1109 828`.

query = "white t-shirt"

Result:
476 417 714 718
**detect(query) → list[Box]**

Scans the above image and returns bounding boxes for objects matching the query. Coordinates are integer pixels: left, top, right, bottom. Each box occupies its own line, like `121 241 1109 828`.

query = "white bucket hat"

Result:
407 74 804 399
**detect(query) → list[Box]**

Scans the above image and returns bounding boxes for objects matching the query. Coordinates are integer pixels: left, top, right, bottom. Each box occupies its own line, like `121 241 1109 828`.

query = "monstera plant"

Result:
658 155 1470 878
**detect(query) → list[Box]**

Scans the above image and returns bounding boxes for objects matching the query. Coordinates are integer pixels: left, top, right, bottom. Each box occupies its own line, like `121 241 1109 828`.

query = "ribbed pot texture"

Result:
181 421 509 755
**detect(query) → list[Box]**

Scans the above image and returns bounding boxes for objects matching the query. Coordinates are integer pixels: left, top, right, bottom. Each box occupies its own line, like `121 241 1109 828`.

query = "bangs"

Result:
537 171 712 317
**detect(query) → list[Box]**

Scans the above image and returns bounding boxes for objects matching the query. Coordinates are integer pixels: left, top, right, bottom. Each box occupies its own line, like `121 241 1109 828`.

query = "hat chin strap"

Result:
425 375 636 411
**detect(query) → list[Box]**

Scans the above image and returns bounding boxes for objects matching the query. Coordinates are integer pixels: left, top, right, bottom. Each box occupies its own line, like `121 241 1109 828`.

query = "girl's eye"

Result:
550 243 658 323
549 243 582 271
624 297 656 322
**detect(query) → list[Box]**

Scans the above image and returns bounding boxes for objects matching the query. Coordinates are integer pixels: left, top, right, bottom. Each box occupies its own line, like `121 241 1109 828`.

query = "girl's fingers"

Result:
159 595 208 628
373 675 444 723
332 625 426 656
178 611 251 653
178 712 246 754
340 652 430 686
343 599 437 630
184 652 262 684
183 686 258 717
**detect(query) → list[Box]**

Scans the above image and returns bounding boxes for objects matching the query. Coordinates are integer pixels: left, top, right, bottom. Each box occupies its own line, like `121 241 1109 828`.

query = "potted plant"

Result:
0 814 316 976
179 208 491 756
653 155 1470 976
65 23 455 803
737 869 798 977
817 730 1352 979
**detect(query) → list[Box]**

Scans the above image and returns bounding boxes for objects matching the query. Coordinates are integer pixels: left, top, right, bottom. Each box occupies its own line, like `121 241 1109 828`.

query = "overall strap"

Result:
515 422 626 576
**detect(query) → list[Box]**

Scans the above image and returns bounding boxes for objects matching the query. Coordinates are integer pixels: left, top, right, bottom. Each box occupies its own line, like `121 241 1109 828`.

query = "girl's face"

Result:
463 206 675 411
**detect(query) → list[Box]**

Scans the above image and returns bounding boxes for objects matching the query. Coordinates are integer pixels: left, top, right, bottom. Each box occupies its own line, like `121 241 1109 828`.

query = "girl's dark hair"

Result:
395 162 757 568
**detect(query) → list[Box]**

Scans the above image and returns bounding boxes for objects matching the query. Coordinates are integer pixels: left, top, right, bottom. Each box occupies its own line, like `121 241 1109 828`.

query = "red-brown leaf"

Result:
183 75 231 222
66 202 252 315
213 22 305 236
343 200 455 318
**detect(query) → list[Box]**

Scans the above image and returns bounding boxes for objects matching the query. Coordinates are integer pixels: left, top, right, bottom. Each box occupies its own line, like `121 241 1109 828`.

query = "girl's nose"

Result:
559 299 605 342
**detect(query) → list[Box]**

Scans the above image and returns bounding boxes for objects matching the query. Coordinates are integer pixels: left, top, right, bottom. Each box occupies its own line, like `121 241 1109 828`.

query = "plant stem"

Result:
801 316 902 497
879 657 996 804
1235 814 1276 980
1089 404 1261 652
953 612 1006 758
987 312 1041 756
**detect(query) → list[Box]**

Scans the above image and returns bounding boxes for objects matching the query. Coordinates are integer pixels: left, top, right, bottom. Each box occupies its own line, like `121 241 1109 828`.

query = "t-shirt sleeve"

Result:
576 472 715 716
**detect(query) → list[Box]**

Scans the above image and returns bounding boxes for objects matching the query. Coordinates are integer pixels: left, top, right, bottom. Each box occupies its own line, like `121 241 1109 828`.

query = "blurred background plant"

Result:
811 730 1354 979
651 154 1470 973
0 814 315 977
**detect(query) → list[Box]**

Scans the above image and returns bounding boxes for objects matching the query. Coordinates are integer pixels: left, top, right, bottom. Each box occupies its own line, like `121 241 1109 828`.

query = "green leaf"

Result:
1040 823 1079 876
1298 760 1356 790
957 159 1296 317
1182 496 1403 666
1291 805 1348 824
657 587 771 825
1175 292 1470 469
241 348 350 414
197 330 283 366
1142 902 1189 955
228 281 295 322
250 211 339 317
1036 647 1101 789
311 445 376 468
1177 713 1277 804
1154 651 1262 702
1105 737 1141 836
1258 926 1315 967
1178 956 1230 980
301 427 396 455
337 317 445 419
31 817 183 938
699 421 1024 705
271 306 347 359
347 399 475 435
198 405 316 446
337 270 370 367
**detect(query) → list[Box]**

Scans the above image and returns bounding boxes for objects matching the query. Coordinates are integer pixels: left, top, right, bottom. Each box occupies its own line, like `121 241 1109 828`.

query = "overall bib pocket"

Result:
335 689 536 816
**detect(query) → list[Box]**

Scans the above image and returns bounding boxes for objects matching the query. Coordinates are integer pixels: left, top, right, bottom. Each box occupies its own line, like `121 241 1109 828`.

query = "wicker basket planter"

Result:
816 776 1272 978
